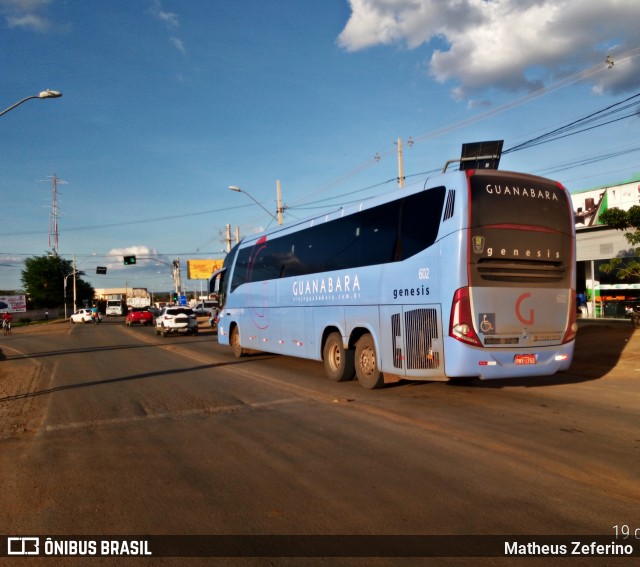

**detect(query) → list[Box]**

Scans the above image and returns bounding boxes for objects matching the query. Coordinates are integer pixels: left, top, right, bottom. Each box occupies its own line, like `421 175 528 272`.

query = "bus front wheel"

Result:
323 332 355 382
355 334 384 389
230 326 245 358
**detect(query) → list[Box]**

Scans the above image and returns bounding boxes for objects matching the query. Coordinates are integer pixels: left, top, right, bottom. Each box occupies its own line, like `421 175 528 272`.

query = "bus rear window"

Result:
469 171 571 232
468 171 573 287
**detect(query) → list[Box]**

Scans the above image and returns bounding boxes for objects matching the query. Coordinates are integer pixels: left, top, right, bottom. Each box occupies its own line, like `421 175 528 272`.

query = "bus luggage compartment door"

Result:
380 305 444 379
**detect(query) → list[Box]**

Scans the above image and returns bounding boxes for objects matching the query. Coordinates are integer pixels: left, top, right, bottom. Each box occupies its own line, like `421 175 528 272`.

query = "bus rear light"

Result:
562 290 578 344
449 287 482 347
479 360 497 366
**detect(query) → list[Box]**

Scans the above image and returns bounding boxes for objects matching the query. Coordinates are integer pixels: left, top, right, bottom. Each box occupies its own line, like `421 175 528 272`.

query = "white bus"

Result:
212 149 576 388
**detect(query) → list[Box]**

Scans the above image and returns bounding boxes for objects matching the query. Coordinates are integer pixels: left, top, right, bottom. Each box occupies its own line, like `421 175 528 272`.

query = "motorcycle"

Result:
626 305 640 328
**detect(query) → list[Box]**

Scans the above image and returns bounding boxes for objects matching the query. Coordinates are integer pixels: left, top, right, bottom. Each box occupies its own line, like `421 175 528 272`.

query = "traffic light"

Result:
123 255 137 265
172 292 178 302
96 266 107 275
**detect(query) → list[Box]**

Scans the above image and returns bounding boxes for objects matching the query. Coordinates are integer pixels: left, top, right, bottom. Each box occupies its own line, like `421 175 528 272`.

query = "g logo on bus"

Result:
515 292 534 325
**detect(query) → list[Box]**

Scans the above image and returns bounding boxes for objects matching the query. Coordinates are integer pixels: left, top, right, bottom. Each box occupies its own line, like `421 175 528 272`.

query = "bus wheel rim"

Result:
328 344 341 370
360 348 376 375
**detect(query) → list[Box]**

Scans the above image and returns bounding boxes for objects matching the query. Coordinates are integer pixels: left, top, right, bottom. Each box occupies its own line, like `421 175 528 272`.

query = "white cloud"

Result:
107 245 158 259
338 0 640 98
148 1 187 56
148 0 180 29
170 36 186 55
6 12 49 30
105 246 170 275
0 0 53 31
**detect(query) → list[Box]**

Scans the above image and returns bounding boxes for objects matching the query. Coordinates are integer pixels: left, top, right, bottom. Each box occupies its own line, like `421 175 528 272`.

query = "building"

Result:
571 174 640 318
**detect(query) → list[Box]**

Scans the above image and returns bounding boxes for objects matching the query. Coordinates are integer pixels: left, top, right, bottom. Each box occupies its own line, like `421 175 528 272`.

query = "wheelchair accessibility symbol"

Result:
478 313 496 334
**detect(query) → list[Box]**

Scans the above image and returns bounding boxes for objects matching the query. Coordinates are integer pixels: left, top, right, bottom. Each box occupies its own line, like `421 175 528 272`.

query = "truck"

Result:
105 295 125 316
127 296 151 309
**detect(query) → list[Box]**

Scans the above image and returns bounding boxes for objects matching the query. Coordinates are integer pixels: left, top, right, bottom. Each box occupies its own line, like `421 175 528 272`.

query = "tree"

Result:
598 206 640 281
21 253 95 309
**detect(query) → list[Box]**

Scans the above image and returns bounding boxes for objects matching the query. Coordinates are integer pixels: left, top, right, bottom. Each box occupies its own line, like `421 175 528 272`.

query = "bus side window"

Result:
400 187 446 259
359 201 401 265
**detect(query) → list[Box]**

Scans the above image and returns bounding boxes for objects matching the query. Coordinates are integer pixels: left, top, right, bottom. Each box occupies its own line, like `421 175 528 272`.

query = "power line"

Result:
0 203 253 237
288 46 640 209
503 91 640 154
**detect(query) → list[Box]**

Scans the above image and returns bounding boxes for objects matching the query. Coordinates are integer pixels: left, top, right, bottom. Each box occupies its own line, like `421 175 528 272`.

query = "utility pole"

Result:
225 224 232 253
276 179 284 225
72 254 77 313
396 138 405 189
172 258 182 296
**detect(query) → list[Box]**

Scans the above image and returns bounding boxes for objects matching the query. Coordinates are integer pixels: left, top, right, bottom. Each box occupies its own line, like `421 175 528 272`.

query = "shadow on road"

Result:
448 322 637 389
0 356 278 403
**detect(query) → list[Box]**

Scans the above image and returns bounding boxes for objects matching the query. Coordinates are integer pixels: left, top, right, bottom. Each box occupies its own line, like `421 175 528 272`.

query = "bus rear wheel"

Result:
355 334 384 389
230 325 245 358
323 332 355 382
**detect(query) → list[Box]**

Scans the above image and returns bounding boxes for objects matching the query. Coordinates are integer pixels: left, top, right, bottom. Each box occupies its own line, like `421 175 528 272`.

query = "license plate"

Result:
514 354 536 365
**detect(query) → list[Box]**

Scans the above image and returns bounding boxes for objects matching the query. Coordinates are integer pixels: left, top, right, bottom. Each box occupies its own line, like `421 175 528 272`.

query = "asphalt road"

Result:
0 317 638 566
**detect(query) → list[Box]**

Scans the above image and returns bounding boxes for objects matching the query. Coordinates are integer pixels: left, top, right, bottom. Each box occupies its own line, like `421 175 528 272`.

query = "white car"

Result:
193 301 217 316
70 309 99 323
155 306 198 337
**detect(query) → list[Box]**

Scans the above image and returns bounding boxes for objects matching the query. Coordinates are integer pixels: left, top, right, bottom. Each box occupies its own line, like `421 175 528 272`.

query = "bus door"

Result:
380 305 445 378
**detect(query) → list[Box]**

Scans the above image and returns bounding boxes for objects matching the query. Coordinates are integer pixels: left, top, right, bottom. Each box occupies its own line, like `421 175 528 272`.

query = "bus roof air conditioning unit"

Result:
459 140 503 171
441 140 504 172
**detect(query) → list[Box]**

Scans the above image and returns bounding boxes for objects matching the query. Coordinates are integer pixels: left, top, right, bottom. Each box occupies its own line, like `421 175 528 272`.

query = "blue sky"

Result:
2 0 640 293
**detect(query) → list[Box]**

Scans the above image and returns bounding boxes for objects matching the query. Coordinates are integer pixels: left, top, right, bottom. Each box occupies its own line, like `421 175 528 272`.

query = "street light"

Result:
229 185 281 224
0 89 63 118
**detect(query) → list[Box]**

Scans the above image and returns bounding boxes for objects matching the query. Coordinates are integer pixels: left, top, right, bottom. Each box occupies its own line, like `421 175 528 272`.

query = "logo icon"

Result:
7 537 39 555
515 292 535 325
472 236 485 254
478 313 495 334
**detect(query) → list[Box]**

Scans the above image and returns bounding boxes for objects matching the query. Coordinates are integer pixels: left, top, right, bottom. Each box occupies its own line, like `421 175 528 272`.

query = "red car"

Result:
125 307 153 326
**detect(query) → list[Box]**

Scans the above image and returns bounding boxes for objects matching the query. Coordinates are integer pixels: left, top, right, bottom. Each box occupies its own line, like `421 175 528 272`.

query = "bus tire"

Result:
355 334 384 389
230 325 245 358
323 332 355 382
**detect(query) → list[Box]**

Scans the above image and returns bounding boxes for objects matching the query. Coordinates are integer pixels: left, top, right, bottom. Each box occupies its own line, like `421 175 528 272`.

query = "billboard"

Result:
187 259 223 280
0 295 27 312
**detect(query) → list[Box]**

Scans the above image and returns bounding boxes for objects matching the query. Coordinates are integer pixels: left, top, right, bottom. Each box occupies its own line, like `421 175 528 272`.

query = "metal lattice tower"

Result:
48 174 67 253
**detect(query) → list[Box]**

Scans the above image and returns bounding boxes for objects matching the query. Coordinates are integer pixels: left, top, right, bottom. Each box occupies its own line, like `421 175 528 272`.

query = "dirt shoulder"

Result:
0 347 42 440
0 321 67 440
